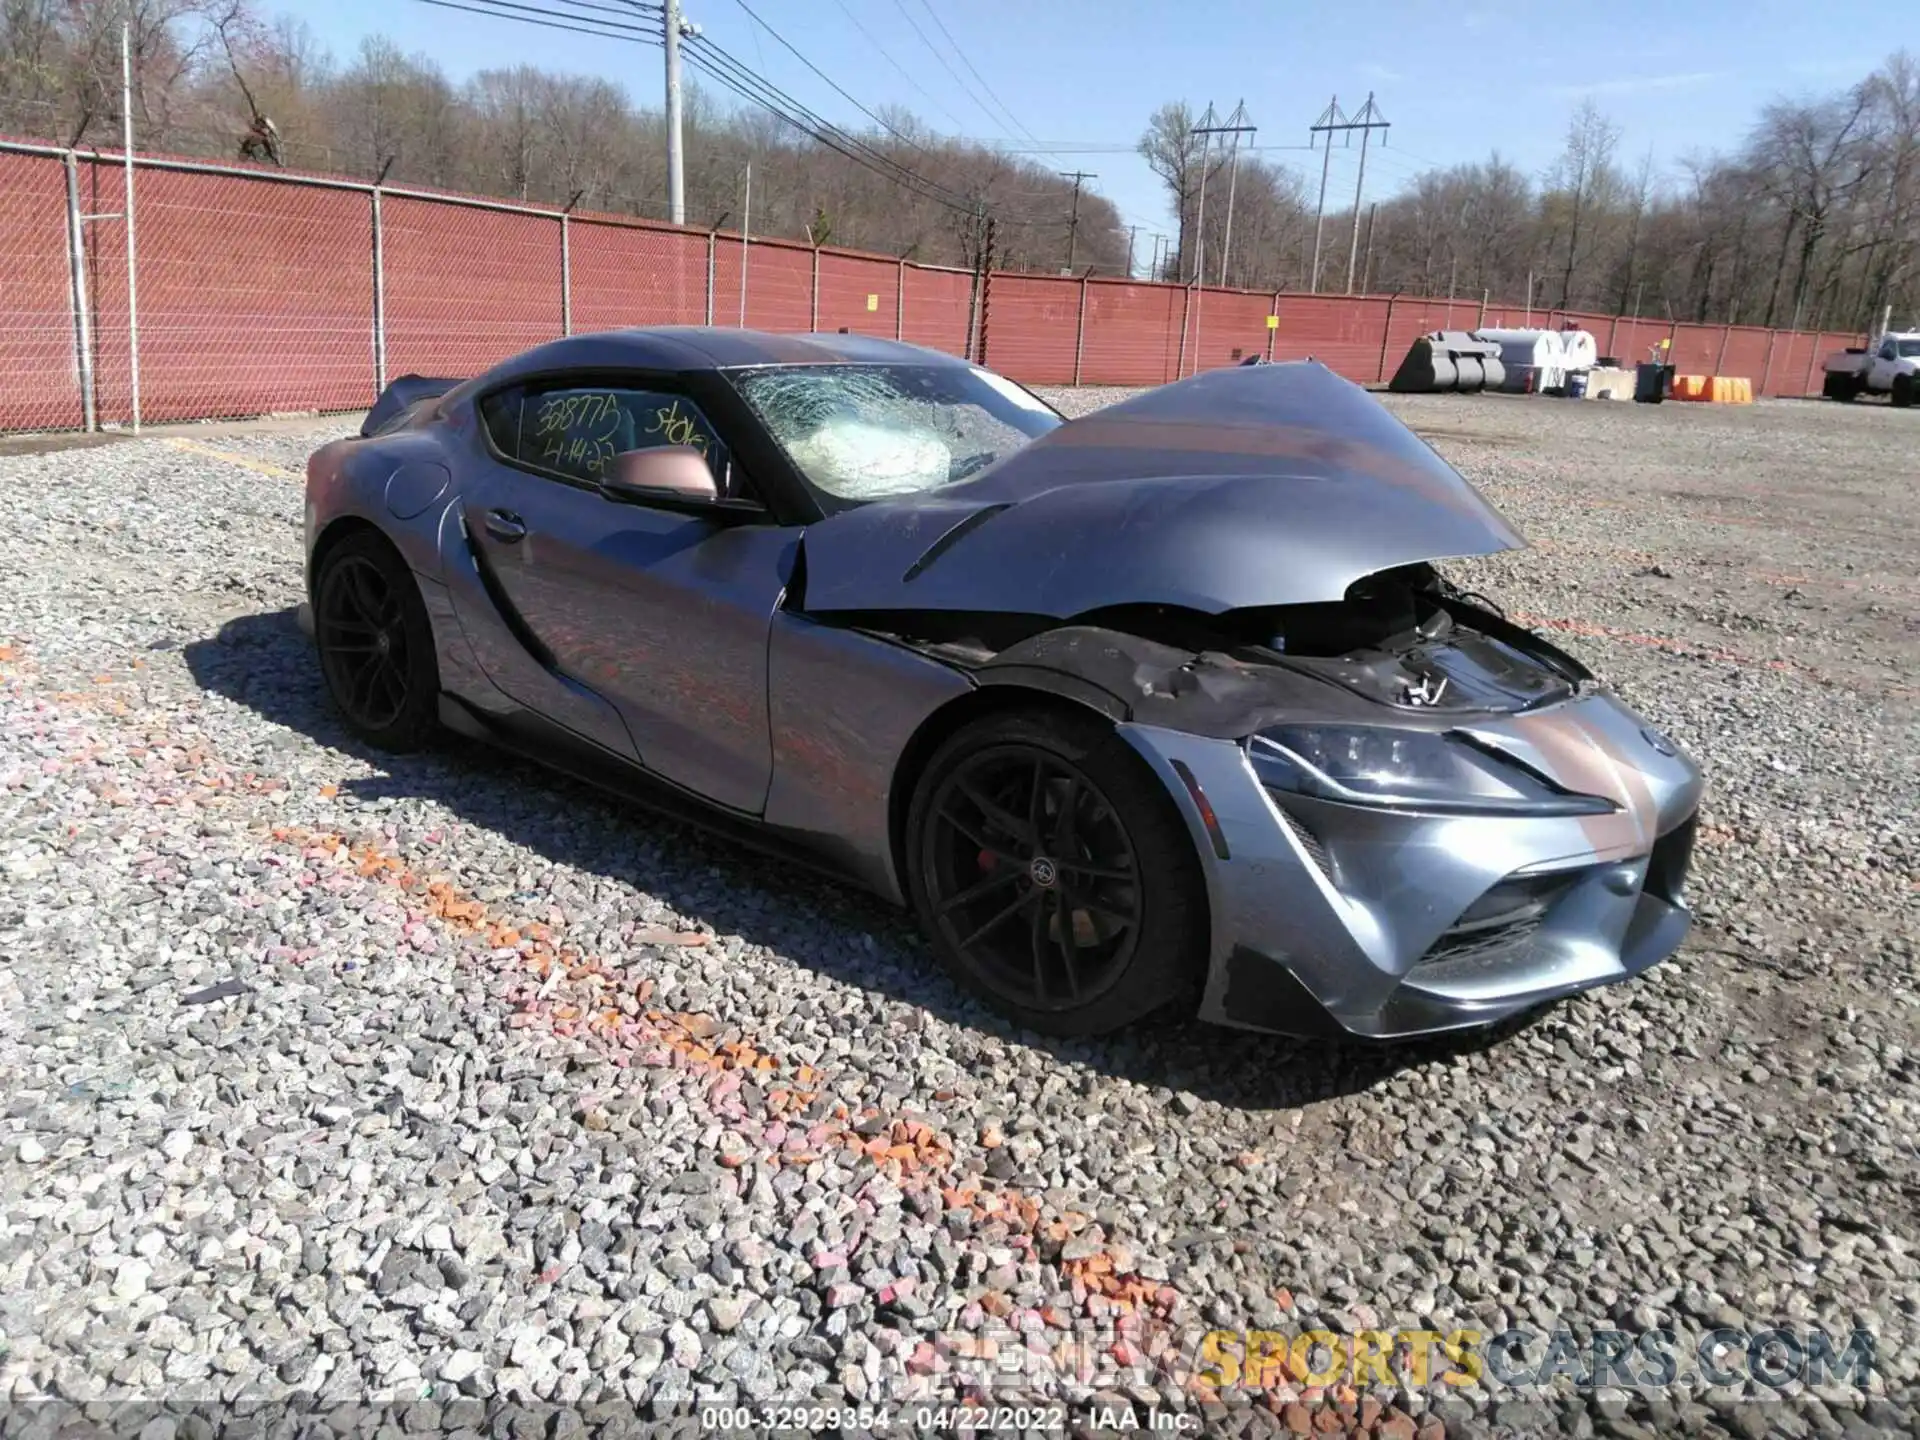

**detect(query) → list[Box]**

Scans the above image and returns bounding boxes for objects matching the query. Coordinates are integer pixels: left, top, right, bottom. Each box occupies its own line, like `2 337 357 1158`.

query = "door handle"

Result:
484 509 527 543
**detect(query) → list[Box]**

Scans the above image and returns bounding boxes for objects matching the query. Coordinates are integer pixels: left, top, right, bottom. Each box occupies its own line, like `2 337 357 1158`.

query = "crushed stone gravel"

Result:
0 389 1915 1437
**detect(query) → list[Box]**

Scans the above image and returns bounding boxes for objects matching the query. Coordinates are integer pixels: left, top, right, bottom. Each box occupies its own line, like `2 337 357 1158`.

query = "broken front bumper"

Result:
1121 695 1705 1040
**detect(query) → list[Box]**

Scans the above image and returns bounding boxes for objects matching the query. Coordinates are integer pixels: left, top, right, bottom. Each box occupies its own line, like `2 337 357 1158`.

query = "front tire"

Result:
1893 374 1914 409
904 708 1208 1036
313 530 440 752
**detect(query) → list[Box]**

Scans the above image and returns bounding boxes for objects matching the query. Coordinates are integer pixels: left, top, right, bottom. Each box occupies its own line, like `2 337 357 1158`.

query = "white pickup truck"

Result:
1822 330 1920 406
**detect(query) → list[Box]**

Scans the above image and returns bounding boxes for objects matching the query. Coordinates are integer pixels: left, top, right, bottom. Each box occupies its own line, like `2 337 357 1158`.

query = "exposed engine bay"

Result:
842 564 1594 739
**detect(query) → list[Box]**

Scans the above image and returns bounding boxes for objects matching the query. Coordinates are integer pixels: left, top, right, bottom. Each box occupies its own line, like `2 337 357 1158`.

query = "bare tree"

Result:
1138 102 1207 280
1751 89 1877 327
1545 99 1621 310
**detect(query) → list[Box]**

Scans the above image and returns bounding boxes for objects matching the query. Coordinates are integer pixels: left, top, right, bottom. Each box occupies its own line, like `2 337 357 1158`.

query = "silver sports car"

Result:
302 328 1702 1040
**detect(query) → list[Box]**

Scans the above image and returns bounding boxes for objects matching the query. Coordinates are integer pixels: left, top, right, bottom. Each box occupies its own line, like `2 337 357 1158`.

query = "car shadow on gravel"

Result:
186 607 1540 1113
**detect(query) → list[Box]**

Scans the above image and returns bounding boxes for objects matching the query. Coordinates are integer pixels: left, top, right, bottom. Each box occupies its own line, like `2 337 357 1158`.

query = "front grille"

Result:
1408 869 1579 986
1409 910 1546 986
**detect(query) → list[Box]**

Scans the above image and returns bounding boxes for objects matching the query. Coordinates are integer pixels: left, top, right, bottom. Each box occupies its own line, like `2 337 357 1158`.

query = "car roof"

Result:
476 326 968 383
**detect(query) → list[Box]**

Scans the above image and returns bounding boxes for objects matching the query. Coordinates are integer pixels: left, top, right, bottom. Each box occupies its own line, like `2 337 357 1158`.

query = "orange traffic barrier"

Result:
1671 374 1753 404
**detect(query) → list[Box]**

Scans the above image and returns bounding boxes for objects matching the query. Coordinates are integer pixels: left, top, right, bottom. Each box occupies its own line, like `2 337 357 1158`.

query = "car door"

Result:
1872 339 1898 390
463 373 797 815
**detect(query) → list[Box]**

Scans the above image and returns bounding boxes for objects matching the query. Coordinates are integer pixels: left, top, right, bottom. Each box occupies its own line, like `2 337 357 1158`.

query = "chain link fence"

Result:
0 134 1872 435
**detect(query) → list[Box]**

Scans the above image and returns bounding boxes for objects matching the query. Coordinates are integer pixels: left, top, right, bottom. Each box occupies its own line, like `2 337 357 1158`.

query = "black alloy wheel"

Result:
906 709 1207 1036
314 531 439 751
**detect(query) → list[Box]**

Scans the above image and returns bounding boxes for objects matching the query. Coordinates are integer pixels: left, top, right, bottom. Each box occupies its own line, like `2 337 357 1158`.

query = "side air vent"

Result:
1278 807 1333 881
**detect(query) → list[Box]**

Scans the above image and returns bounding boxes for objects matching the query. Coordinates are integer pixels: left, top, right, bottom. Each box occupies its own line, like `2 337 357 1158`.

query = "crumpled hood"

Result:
797 362 1525 617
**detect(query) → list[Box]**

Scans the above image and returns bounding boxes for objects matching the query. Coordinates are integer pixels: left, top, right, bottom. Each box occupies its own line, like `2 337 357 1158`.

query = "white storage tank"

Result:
1473 328 1567 393
1558 328 1599 374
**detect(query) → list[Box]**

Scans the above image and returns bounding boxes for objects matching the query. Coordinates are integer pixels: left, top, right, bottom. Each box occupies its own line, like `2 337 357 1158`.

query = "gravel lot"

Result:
1 388 1916 1438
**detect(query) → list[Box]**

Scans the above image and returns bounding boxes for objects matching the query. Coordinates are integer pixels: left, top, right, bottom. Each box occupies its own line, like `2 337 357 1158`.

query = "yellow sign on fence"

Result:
867 294 879 311
1266 315 1279 329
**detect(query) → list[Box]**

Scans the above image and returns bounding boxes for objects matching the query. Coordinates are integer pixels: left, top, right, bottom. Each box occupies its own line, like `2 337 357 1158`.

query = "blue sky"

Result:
307 0 1883 242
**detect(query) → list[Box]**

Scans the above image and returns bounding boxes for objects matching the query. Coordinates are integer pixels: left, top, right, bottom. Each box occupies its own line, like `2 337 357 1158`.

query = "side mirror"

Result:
599 446 718 506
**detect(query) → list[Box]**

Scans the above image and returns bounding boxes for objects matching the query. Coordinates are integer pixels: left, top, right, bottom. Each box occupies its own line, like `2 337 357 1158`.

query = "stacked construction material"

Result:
1388 331 1508 393
1670 374 1754 404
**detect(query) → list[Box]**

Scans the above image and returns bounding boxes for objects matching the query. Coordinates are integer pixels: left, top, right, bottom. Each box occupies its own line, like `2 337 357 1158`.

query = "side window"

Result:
481 383 733 490
1880 340 1898 362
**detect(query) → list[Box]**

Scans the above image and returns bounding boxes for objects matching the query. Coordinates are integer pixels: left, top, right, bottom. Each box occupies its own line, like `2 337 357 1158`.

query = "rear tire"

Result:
904 708 1208 1036
1824 371 1860 402
1893 374 1915 409
313 530 440 752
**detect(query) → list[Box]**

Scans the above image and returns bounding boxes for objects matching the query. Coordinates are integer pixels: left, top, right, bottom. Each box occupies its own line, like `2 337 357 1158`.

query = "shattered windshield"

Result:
728 363 1061 505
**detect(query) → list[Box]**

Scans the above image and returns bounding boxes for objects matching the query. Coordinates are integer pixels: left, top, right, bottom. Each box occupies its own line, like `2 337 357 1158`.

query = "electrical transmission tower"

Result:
1191 101 1256 287
1307 92 1390 294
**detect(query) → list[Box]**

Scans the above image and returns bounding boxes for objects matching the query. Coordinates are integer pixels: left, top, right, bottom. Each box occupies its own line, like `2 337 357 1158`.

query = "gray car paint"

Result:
796 363 1525 617
1123 700 1701 1038
304 328 1703 1039
459 451 797 813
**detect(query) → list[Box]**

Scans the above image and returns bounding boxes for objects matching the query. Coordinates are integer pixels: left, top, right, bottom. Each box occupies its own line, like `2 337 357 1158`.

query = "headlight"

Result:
1249 725 1616 816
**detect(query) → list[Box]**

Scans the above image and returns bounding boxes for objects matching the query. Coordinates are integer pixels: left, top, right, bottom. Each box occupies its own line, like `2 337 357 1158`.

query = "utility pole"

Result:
663 0 698 225
1307 94 1390 294
1198 100 1259 288
738 158 751 327
1187 103 1216 285
1059 170 1096 273
1192 105 1256 289
1360 201 1378 294
1126 225 1137 278
1341 94 1388 294
1307 95 1342 294
978 214 998 363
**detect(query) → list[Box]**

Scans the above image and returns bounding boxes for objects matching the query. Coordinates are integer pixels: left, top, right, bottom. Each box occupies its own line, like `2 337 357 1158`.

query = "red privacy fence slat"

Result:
0 151 80 432
125 166 372 422
381 196 562 379
816 250 900 338
983 275 1081 384
0 136 1872 432
1080 280 1187 387
572 219 705 333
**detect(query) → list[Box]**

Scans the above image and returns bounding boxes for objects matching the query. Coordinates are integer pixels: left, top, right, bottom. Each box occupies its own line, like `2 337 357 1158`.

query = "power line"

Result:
910 0 1042 146
408 0 663 43
685 38 964 199
684 36 980 213
727 0 932 155
828 0 973 135
887 0 1009 140
404 0 1049 223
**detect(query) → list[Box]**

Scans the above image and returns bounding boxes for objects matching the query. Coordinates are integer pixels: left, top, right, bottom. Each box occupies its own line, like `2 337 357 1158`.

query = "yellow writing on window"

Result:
644 398 711 455
535 391 625 476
